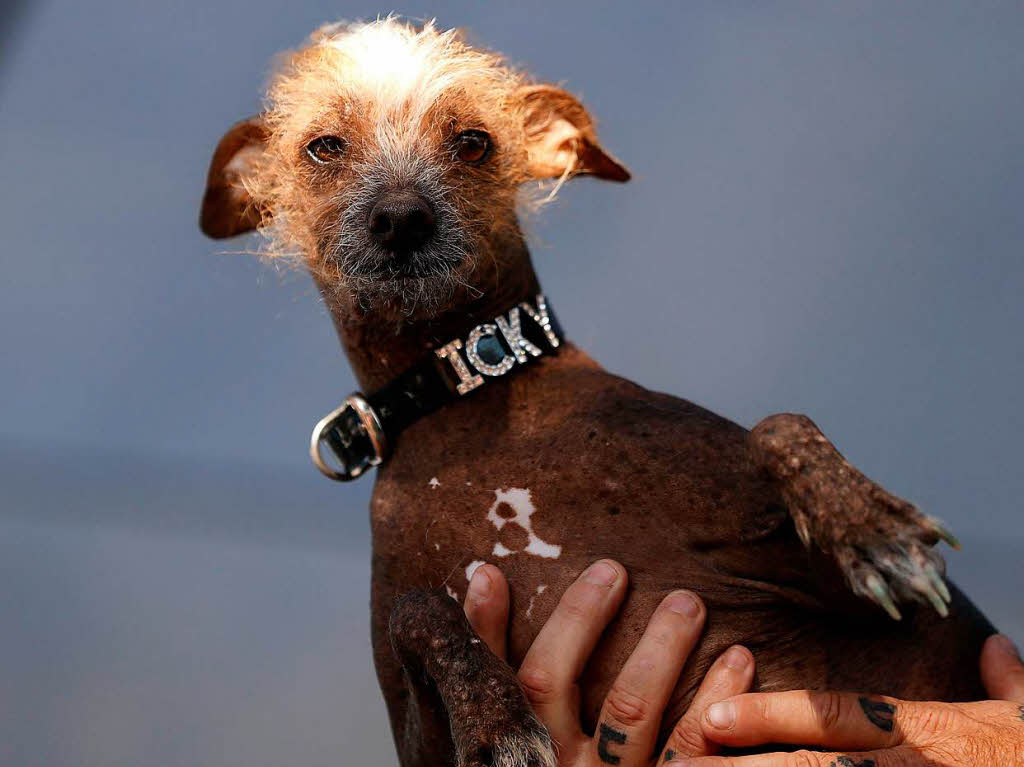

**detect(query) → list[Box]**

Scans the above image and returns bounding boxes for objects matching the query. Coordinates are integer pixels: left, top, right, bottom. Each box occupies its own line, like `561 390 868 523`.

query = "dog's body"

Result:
200 18 994 766
372 340 992 765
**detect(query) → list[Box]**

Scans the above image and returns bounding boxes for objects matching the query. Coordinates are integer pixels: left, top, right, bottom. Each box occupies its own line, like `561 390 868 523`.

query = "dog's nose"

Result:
367 190 436 256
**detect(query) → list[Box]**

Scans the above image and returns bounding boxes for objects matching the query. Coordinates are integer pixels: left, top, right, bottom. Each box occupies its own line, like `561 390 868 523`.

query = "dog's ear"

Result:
200 115 270 239
516 85 630 183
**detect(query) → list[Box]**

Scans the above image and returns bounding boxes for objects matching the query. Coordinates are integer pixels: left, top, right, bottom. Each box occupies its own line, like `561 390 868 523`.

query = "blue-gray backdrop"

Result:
1 2 1021 765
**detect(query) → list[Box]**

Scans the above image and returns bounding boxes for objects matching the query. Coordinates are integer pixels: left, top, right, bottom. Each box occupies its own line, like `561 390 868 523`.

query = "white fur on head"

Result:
313 18 506 127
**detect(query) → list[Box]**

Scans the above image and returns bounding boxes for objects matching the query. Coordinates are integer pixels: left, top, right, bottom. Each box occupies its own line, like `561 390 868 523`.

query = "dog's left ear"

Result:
516 85 630 182
200 115 269 239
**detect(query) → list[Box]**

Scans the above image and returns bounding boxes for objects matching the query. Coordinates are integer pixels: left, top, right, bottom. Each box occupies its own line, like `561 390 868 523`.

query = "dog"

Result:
200 18 995 767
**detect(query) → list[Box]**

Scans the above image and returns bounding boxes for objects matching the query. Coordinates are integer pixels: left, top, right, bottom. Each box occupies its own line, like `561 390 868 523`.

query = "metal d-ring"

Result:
309 393 389 481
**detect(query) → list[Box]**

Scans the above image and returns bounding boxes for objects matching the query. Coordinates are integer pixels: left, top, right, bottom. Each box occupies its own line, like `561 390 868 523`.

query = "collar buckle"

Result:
309 393 389 481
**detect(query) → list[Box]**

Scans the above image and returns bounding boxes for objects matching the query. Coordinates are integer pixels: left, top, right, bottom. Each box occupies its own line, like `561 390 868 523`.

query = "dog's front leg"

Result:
389 589 556 767
749 413 957 621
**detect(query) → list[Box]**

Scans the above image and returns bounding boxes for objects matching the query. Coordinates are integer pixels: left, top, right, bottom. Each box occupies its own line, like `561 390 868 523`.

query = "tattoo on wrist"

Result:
597 723 626 765
831 758 876 767
858 696 895 732
663 748 676 762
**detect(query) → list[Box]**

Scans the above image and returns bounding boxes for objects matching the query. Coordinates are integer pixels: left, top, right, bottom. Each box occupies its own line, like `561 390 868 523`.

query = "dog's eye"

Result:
306 135 347 164
454 130 491 165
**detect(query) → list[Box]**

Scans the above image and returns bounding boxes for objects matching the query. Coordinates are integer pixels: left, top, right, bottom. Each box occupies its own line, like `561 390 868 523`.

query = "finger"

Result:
700 690 905 751
591 590 706 767
980 634 1024 703
668 749 898 767
660 645 755 762
463 564 509 660
517 559 628 748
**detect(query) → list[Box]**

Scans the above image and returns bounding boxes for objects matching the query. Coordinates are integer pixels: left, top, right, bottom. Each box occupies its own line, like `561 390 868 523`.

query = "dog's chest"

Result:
368 351 804 622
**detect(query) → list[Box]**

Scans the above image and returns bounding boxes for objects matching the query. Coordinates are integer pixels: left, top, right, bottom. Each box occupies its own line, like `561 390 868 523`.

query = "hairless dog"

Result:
200 18 994 767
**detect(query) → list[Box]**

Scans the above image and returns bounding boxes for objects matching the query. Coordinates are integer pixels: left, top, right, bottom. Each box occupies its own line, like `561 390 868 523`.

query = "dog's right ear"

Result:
516 85 630 183
200 115 269 239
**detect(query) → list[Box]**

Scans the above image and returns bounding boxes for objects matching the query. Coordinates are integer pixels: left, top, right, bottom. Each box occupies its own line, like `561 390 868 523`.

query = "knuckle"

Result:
809 691 845 731
516 664 558 705
642 624 680 654
787 750 824 767
557 597 594 625
904 702 958 735
558 585 606 623
603 684 653 729
667 719 707 757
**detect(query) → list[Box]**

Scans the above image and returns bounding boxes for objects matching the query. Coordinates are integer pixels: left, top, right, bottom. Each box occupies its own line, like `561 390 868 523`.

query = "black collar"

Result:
310 294 563 481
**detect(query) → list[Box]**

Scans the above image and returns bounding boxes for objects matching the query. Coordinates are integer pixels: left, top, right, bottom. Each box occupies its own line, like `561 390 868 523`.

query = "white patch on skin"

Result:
434 543 441 551
465 560 485 582
466 481 472 486
445 585 458 601
492 542 513 557
526 584 548 621
428 477 440 489
486 488 562 559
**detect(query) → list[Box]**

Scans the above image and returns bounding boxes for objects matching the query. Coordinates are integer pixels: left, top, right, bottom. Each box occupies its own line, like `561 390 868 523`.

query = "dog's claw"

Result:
865 573 903 621
845 541 953 620
915 576 950 617
925 564 952 604
932 520 961 550
928 589 950 617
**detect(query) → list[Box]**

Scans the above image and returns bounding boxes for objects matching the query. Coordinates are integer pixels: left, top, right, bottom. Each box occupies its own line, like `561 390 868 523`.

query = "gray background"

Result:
1 1 1022 765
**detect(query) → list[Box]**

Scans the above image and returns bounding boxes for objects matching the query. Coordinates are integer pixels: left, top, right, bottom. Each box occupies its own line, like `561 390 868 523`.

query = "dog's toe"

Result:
841 536 953 620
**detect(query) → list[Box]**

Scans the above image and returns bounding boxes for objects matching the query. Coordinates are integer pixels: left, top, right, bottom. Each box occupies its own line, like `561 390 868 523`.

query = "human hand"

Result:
462 560 756 766
667 634 1024 766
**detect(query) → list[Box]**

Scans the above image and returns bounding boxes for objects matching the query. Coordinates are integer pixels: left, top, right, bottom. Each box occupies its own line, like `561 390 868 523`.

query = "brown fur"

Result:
200 18 994 767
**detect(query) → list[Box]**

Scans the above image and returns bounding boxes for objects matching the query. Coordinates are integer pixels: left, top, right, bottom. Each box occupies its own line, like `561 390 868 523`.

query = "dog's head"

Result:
200 18 628 318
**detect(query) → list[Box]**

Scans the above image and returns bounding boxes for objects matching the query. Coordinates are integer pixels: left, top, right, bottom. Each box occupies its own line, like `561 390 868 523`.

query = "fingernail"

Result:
723 646 749 670
991 634 1022 661
583 561 618 586
706 701 736 730
666 590 701 618
468 568 491 601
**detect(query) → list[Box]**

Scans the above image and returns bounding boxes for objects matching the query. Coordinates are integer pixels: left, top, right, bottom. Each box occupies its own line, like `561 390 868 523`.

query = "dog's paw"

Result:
814 479 959 621
750 413 959 621
461 716 556 767
837 518 954 621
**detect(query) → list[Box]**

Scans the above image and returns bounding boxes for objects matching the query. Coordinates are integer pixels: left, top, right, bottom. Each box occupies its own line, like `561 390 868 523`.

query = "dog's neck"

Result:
319 236 542 392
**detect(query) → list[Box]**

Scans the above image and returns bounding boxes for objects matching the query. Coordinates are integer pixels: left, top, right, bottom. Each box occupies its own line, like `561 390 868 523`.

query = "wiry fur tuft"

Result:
480 720 558 767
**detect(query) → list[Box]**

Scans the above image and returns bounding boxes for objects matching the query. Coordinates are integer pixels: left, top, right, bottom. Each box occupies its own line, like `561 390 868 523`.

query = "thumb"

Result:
464 564 510 661
980 634 1024 702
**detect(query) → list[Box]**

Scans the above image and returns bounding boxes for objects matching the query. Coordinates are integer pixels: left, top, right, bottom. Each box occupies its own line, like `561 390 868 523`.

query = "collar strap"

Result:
310 294 563 481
